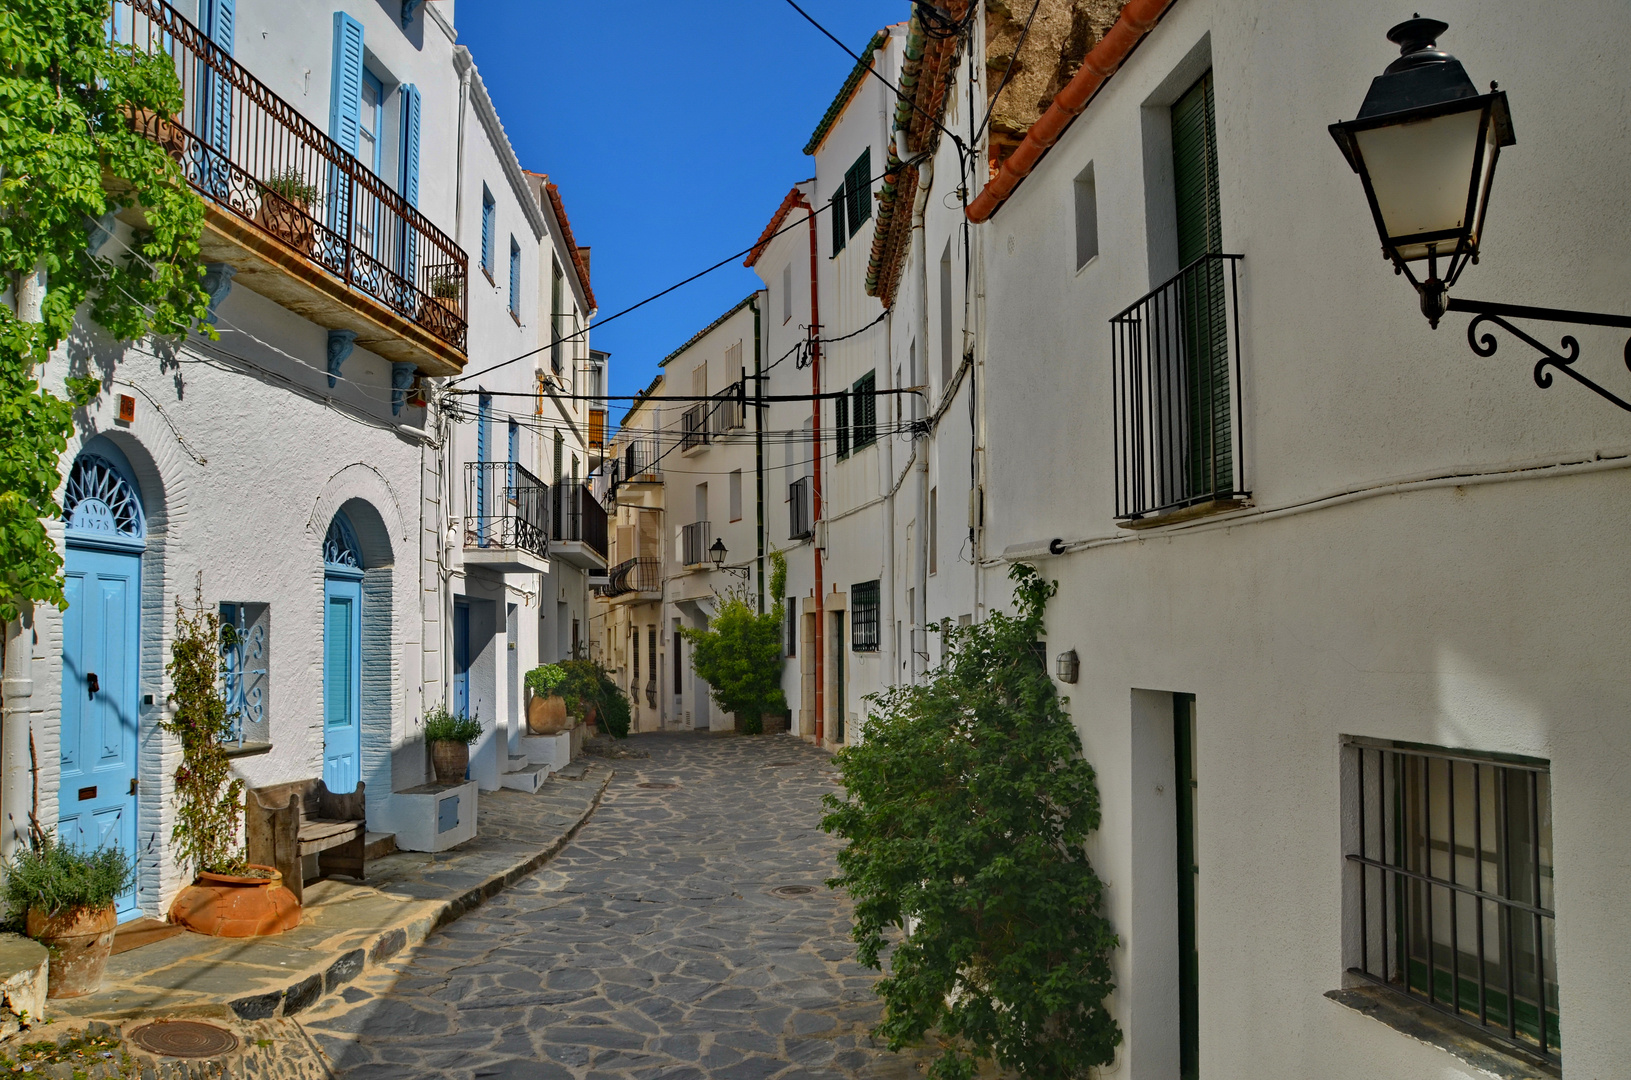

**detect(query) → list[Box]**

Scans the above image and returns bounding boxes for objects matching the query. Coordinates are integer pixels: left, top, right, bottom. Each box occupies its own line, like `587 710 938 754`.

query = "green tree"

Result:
681 551 788 734
1 0 211 622
821 564 1121 1080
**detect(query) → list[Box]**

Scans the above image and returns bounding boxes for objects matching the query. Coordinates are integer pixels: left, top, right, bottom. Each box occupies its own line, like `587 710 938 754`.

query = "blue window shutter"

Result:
199 0 235 192
399 84 422 207
329 13 365 156
509 238 520 314
480 188 495 275
205 0 235 54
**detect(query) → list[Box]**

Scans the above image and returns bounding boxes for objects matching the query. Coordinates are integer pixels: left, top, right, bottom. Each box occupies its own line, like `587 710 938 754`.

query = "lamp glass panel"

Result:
1353 107 1482 258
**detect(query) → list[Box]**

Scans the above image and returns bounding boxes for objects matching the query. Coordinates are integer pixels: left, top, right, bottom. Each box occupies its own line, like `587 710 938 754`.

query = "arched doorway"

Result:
322 512 364 792
59 440 145 919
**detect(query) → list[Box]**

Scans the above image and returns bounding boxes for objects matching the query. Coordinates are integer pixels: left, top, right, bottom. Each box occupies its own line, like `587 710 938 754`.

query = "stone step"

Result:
363 832 397 861
500 763 549 793
506 755 530 771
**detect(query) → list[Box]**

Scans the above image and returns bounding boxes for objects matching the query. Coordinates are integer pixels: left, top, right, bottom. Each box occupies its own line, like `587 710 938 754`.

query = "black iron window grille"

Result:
1110 253 1246 521
850 581 880 652
1344 737 1558 1064
681 404 712 451
464 461 547 557
681 520 711 567
788 475 813 540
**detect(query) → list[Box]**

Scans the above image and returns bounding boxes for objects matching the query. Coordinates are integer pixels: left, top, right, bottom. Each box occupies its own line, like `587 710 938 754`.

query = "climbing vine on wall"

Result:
162 586 245 877
0 0 211 621
822 564 1121 1080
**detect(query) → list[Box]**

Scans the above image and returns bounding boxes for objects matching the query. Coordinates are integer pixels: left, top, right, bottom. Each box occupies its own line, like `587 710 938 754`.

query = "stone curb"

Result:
219 767 612 1023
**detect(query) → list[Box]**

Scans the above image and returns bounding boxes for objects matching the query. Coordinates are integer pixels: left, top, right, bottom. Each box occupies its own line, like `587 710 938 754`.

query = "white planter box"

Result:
379 781 478 852
518 732 571 772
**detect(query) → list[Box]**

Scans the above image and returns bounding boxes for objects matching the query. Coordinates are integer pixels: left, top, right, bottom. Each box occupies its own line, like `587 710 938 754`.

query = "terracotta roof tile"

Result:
526 170 597 312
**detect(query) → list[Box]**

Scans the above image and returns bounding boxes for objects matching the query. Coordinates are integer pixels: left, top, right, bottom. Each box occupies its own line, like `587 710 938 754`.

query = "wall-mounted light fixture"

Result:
1056 649 1079 684
708 538 751 580
1330 17 1631 411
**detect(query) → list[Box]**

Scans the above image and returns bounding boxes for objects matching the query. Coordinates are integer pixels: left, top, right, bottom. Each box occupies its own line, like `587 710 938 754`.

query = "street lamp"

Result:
1330 17 1631 411
708 538 750 580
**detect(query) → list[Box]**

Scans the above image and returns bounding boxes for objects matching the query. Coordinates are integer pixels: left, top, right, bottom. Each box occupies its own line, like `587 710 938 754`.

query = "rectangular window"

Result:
850 581 880 652
830 184 846 255
648 626 658 705
845 147 872 236
851 371 877 450
1074 162 1098 269
550 261 564 374
1344 737 1558 1064
729 469 742 523
834 393 850 459
782 263 793 323
939 240 953 389
928 486 938 575
631 625 639 684
480 186 495 278
785 602 797 658
508 237 521 317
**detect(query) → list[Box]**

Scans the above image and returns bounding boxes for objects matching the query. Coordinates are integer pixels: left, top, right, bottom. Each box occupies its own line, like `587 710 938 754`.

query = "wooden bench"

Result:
245 779 366 905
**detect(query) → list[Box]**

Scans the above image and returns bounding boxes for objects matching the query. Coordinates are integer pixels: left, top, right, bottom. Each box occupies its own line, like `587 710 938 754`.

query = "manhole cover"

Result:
129 1020 239 1059
770 884 817 898
636 781 679 789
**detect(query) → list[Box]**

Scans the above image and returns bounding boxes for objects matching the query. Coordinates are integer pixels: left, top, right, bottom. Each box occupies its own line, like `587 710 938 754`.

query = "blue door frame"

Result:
322 512 365 794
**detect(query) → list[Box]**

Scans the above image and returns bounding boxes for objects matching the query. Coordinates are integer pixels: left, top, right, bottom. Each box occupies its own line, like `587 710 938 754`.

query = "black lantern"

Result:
1055 649 1079 684
1329 17 1514 326
709 538 727 568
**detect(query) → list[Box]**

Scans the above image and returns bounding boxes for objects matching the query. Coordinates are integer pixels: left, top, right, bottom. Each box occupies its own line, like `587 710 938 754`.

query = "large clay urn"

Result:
431 738 470 784
527 693 572 735
169 865 300 939
27 904 117 998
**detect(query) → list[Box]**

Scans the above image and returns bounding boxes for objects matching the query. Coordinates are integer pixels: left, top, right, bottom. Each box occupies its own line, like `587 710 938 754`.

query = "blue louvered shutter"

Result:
198 0 235 195
480 188 495 276
398 84 422 299
509 238 520 316
328 14 365 242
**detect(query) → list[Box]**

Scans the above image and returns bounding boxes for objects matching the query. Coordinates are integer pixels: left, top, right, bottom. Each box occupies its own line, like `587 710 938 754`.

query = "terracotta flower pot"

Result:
27 904 117 999
255 190 316 253
169 865 300 939
431 738 470 784
527 693 571 735
124 106 188 162
419 294 461 327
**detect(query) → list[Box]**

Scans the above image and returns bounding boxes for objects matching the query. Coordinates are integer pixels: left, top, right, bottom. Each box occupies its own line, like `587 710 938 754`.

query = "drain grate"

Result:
129 1020 239 1059
770 884 818 898
636 781 679 789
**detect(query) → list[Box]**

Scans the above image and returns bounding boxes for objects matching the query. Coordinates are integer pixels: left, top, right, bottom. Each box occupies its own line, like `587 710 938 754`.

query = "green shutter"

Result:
845 148 872 236
1170 71 1232 500
835 393 850 459
852 371 876 449
831 184 846 255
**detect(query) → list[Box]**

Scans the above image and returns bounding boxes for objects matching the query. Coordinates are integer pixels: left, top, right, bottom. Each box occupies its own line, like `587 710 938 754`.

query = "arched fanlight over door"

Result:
63 454 146 548
323 512 364 573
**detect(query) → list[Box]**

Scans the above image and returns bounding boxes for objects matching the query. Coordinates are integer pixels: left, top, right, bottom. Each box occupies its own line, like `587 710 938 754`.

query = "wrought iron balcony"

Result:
596 557 661 599
713 385 745 434
550 483 609 568
681 404 712 452
112 0 469 368
680 521 712 568
788 475 813 540
1110 254 1247 524
464 462 548 568
609 438 662 491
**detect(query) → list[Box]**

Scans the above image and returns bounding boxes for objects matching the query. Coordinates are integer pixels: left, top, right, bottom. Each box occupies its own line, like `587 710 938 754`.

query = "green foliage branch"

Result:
821 564 1121 1080
681 551 788 734
161 586 245 878
0 0 211 622
2 831 133 919
422 703 481 744
524 662 567 699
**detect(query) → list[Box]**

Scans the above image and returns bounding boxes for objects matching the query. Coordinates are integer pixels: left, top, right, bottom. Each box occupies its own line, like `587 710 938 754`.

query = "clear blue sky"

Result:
455 1 901 403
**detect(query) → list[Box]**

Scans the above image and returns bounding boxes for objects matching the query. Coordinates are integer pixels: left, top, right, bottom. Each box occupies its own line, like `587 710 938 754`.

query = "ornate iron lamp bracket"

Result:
1445 298 1631 412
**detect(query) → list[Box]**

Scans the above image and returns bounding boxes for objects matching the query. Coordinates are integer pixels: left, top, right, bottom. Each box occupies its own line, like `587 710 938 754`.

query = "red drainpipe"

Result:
792 193 825 744
966 0 1175 223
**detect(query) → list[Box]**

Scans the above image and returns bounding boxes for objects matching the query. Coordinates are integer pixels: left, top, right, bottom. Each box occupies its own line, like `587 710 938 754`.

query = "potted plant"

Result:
256 167 318 251
424 273 462 316
122 103 188 163
3 836 133 998
524 664 573 735
559 659 605 731
163 590 299 937
680 555 790 735
424 704 482 784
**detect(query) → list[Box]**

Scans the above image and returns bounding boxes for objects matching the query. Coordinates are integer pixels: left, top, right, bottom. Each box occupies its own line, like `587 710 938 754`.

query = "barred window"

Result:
850 581 880 652
1344 738 1557 1064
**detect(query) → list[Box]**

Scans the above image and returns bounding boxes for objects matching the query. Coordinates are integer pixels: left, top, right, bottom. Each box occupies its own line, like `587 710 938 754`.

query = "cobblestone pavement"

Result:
300 733 934 1080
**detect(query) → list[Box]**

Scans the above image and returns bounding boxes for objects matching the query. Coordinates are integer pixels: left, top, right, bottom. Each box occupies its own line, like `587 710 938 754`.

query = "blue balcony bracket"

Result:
202 262 236 324
327 328 358 388
400 0 422 28
84 211 118 257
390 361 417 415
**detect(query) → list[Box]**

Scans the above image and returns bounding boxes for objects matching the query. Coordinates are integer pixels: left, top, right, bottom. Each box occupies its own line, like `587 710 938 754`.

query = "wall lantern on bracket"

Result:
708 538 751 580
1330 17 1631 411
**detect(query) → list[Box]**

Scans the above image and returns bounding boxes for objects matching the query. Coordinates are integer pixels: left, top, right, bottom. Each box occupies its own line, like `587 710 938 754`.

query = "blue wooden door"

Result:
453 601 470 719
60 546 141 919
322 576 362 792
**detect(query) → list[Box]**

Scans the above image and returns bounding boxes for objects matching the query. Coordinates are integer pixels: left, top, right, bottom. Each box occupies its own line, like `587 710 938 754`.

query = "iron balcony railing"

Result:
788 475 813 540
681 404 712 452
713 385 745 434
610 438 661 489
1110 253 1246 521
464 462 548 557
552 483 609 559
680 521 711 567
598 557 661 598
111 0 469 352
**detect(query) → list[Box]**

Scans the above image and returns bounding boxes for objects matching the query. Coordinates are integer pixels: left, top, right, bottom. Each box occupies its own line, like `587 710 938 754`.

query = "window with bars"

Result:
1344 738 1558 1064
851 371 877 450
845 148 872 237
850 581 880 652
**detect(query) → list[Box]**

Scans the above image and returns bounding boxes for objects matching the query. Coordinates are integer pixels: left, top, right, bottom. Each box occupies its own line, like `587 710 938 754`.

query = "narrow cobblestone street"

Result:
300 734 932 1080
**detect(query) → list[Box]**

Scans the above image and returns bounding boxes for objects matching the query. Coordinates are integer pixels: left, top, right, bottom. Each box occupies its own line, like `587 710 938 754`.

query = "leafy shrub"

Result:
263 167 318 205
821 564 1121 1080
524 663 567 699
680 552 788 730
597 680 632 739
4 835 133 919
423 704 481 744
558 659 603 716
